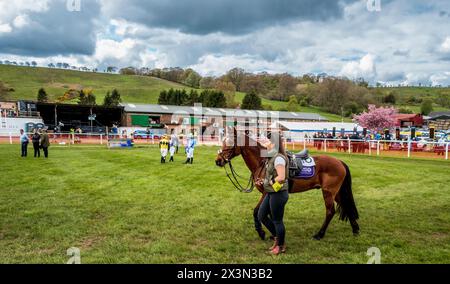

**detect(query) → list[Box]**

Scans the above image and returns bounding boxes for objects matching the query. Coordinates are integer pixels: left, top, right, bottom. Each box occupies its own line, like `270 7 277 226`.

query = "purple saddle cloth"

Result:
293 166 316 179
288 154 316 179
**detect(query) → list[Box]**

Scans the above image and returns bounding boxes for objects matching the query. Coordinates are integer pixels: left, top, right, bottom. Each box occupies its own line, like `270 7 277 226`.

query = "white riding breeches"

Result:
186 148 194 158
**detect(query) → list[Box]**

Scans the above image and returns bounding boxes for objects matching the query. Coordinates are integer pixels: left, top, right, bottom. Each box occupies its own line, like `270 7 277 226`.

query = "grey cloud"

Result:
439 55 450 61
0 0 100 56
439 11 450 17
103 0 353 35
379 71 406 82
393 49 410 57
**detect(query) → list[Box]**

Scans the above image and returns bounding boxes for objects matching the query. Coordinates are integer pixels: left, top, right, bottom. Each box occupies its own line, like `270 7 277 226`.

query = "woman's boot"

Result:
268 237 278 251
269 238 286 255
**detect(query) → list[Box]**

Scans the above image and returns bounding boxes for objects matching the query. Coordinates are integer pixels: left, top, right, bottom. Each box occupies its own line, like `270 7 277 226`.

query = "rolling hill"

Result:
1 64 448 122
0 64 347 121
0 64 189 104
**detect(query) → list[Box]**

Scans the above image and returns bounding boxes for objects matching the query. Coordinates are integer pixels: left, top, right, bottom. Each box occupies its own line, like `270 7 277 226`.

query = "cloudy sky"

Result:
0 0 449 86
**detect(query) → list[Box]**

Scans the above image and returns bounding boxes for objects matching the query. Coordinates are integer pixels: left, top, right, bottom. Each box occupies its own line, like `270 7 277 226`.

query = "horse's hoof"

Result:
312 234 322 241
353 231 360 236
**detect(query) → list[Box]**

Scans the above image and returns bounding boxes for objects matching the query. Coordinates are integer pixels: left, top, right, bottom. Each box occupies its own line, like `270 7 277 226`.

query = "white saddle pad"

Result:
300 157 315 167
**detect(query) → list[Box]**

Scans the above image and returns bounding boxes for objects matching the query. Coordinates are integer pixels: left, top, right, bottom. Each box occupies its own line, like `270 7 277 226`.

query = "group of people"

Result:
309 132 367 141
0 109 18 118
19 129 50 158
159 132 197 164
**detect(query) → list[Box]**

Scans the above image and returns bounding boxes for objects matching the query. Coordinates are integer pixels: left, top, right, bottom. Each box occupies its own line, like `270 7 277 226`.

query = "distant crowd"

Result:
307 132 369 141
0 109 18 118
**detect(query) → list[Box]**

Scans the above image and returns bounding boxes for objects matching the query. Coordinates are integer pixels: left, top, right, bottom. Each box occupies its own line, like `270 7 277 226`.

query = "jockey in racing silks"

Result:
169 132 178 162
184 133 197 164
159 135 170 163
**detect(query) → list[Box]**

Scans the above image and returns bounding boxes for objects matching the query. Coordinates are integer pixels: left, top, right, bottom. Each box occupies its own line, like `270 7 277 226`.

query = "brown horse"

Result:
215 129 360 241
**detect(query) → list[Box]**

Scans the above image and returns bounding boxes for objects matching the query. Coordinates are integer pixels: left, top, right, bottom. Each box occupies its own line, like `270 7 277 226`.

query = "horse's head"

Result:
215 127 241 167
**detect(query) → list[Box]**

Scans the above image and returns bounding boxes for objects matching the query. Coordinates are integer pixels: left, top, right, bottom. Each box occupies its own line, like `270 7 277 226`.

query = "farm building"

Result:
427 111 450 131
3 100 330 137
120 103 327 137
395 114 424 128
274 121 364 140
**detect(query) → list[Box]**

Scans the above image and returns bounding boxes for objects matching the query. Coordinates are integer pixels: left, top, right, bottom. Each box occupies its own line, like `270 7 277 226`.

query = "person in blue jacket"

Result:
184 133 197 164
20 129 29 157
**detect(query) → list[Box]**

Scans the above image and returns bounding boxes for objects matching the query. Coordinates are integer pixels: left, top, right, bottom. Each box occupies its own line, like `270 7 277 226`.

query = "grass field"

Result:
0 145 449 264
378 87 450 113
0 65 190 104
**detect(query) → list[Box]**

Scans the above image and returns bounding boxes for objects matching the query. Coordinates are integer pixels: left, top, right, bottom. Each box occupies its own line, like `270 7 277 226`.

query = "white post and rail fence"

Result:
0 132 449 160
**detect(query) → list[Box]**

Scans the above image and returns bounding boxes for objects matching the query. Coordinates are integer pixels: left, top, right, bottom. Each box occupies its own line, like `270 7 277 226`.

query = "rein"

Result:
220 132 269 193
224 155 267 194
224 160 254 193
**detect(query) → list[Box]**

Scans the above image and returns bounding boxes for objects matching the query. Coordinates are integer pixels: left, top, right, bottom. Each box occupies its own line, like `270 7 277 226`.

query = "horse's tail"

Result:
337 162 359 222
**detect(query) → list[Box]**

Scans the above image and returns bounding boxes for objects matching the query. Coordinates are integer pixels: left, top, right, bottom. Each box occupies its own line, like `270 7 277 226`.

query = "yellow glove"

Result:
272 181 283 192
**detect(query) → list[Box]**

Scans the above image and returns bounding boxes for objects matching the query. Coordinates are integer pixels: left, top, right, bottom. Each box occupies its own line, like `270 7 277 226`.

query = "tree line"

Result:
36 88 122 107
119 66 450 116
0 60 121 74
158 89 227 108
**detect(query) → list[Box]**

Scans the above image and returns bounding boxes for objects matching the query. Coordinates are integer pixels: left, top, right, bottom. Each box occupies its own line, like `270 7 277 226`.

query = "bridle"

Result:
218 135 267 193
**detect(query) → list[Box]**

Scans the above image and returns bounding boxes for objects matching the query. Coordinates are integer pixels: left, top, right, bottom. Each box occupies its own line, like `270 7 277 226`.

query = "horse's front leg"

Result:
254 192 267 240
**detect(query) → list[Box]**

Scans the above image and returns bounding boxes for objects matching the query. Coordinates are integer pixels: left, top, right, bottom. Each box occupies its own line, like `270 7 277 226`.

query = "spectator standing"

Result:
40 129 50 158
20 129 29 157
31 130 41 158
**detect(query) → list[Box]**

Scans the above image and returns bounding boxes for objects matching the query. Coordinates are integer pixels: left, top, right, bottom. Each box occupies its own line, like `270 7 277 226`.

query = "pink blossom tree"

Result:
353 105 398 132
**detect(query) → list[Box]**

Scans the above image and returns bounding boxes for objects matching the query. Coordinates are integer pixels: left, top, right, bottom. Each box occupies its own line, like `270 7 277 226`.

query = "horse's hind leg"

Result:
254 193 267 240
350 219 360 235
335 193 360 235
313 190 336 240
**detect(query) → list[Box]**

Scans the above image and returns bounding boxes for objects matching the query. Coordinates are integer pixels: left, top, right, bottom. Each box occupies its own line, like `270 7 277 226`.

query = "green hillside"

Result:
0 64 346 121
376 86 450 113
0 65 190 104
1 64 448 123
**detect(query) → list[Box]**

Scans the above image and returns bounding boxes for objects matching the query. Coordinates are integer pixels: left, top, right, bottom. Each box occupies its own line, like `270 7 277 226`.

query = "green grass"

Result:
1 65 449 121
0 65 350 121
0 65 190 104
381 86 450 98
0 145 449 264
377 87 450 113
234 93 351 121
396 105 449 114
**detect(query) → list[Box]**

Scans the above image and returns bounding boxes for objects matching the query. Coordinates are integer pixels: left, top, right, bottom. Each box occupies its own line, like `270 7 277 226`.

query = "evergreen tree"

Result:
78 89 96 106
185 89 200 106
206 91 226 108
103 89 121 107
110 89 122 106
420 99 433 115
103 91 112 107
158 90 169 105
37 88 49 103
241 92 262 110
287 95 300 112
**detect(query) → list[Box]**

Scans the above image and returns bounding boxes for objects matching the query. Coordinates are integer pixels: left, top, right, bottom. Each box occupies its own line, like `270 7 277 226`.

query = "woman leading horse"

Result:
215 128 360 254
255 133 290 255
